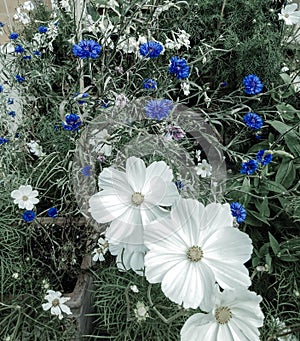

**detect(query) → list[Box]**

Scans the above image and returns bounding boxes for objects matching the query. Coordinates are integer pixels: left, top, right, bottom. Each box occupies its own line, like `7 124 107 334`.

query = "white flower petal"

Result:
181 313 217 341
140 202 170 226
229 317 260 341
42 302 52 311
143 160 173 192
51 306 61 316
126 156 146 192
203 203 233 231
160 260 215 309
144 179 179 206
217 324 235 341
60 304 72 315
11 190 21 199
98 167 132 194
89 190 129 223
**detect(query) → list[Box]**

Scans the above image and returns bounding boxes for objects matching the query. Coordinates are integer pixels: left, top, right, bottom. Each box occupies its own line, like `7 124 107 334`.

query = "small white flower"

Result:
12 272 19 279
26 140 46 157
165 38 177 50
42 290 72 320
278 3 300 25
181 81 190 96
60 0 72 13
134 301 149 322
42 279 50 290
176 29 191 49
23 1 35 11
89 129 112 156
281 66 289 72
181 287 264 341
115 93 128 110
11 185 39 210
92 237 109 262
195 159 212 178
272 317 298 341
256 264 269 272
130 285 139 293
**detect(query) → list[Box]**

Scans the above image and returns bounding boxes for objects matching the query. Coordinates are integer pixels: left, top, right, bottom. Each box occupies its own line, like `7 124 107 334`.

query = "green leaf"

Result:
268 232 280 255
261 180 286 194
275 160 296 189
247 209 270 226
276 103 299 121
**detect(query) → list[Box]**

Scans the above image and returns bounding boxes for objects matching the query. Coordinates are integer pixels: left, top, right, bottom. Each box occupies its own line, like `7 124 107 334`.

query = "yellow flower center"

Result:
215 306 232 324
22 195 29 201
52 298 60 307
131 192 144 205
186 246 203 262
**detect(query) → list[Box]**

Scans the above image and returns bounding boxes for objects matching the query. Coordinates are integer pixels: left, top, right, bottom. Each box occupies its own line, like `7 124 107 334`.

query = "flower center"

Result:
137 306 147 316
52 298 60 307
131 192 144 205
186 246 203 262
22 195 29 201
215 306 232 324
284 13 289 18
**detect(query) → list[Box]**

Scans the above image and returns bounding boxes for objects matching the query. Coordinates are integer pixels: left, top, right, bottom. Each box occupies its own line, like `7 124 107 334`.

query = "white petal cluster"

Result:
195 159 212 178
92 237 109 262
26 140 46 157
278 3 300 25
42 290 72 320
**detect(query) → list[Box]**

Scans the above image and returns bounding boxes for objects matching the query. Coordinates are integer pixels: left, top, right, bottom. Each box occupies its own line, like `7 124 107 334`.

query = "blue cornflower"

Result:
243 112 263 130
230 202 247 223
8 111 16 117
72 39 102 59
99 99 109 108
81 165 92 176
0 137 9 144
62 113 82 131
168 56 190 80
33 50 41 56
243 74 263 95
47 207 58 218
240 159 258 175
143 78 157 90
22 210 36 222
175 180 184 191
256 150 272 166
16 75 25 83
15 45 24 53
7 98 14 105
0 85 3 93
9 32 18 40
139 41 164 58
74 92 89 104
145 99 174 121
0 22 5 28
38 26 48 33
23 55 32 61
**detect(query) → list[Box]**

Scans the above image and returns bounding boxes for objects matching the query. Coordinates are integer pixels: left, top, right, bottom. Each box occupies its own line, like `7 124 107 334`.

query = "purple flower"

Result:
243 112 263 130
62 113 82 131
256 150 272 166
166 125 185 140
139 41 164 58
142 78 157 90
230 202 247 223
168 56 190 80
145 99 173 121
243 74 263 95
72 40 102 59
47 207 58 218
15 45 24 53
22 210 36 222
240 159 258 175
38 26 48 33
9 32 19 40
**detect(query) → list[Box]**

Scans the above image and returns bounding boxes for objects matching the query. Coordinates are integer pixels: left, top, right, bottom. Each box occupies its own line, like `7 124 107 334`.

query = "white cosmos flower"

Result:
89 156 179 245
11 185 39 210
181 287 264 341
109 241 148 275
278 3 300 25
42 290 72 320
144 199 253 310
195 159 212 178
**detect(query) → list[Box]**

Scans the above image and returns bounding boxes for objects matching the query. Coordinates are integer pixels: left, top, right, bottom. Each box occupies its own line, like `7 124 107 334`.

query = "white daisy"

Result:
42 290 72 320
89 156 179 245
278 3 300 25
11 185 39 210
181 287 264 341
195 159 212 178
144 199 253 310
